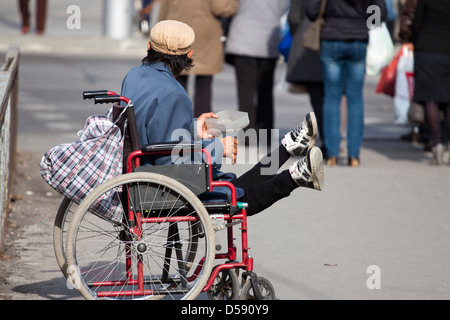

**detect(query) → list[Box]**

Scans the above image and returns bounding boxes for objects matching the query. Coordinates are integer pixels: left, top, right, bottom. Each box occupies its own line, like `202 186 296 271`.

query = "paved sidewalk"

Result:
1 0 450 300
0 0 145 58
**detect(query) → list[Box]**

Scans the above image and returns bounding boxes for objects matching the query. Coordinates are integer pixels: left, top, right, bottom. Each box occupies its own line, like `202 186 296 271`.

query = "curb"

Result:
0 35 147 59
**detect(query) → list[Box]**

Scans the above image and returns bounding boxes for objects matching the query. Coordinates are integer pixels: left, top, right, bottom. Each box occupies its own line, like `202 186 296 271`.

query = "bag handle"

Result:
318 0 327 19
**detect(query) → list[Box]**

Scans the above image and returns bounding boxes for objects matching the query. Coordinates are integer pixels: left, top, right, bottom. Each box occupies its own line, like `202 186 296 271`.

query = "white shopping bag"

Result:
366 22 395 76
394 46 414 125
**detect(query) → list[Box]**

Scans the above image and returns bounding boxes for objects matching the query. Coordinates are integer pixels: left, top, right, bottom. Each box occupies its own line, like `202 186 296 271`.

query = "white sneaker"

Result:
290 147 324 191
431 143 444 165
282 112 318 156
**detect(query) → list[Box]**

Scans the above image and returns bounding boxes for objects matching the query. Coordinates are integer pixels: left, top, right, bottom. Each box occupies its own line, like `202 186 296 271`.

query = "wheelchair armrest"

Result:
141 141 203 153
135 163 211 196
126 144 212 175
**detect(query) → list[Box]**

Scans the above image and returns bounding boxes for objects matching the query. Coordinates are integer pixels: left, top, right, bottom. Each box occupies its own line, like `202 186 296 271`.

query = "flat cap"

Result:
150 20 195 55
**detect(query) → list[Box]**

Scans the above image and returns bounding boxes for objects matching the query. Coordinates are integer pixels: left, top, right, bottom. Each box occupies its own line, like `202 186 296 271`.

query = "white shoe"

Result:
282 112 318 156
290 147 324 191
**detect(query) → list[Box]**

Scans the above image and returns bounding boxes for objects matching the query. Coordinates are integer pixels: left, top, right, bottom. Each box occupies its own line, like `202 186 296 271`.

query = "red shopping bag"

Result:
405 71 414 98
375 47 404 97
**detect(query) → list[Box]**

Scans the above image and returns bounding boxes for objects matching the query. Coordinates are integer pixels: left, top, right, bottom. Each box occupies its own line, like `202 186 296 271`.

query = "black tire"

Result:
241 276 275 300
207 267 240 300
66 172 215 300
53 197 77 277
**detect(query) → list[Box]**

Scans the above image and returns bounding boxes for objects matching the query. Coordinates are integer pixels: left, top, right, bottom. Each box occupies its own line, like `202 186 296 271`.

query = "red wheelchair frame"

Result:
72 90 274 300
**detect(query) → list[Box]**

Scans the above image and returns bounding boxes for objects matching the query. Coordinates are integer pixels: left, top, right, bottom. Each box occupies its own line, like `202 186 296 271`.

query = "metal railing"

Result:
0 46 19 245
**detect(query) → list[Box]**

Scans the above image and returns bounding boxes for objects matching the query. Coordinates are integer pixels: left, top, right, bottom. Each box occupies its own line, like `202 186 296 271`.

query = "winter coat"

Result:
286 0 323 83
158 0 238 75
413 0 450 55
225 0 289 59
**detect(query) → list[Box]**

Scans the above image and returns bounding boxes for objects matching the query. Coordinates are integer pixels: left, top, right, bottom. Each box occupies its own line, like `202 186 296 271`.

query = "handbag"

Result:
302 0 327 53
40 107 127 223
408 101 425 124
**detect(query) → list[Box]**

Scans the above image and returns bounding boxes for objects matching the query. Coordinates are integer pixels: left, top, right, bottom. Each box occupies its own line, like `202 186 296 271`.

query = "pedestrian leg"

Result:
36 0 47 34
18 0 30 33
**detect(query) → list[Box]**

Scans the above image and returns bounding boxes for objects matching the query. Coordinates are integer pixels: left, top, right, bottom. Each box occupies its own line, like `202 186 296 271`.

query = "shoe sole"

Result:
309 147 324 191
308 112 318 138
306 112 318 153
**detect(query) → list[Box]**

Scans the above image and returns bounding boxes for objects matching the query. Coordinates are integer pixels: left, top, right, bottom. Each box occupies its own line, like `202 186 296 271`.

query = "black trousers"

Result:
178 75 213 117
231 145 298 216
305 82 325 144
232 55 277 131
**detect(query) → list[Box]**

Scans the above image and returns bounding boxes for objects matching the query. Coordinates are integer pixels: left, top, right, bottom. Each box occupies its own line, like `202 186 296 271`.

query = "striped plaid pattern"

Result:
40 114 124 223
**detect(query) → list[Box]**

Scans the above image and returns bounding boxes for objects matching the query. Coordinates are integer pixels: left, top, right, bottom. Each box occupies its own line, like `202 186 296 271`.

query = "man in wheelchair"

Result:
121 20 324 217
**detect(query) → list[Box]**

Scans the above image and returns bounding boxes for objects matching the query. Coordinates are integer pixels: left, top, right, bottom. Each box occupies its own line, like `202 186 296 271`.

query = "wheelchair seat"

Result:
134 162 244 215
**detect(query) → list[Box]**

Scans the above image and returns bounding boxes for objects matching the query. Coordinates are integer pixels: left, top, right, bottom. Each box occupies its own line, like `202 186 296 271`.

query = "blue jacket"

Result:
121 62 223 173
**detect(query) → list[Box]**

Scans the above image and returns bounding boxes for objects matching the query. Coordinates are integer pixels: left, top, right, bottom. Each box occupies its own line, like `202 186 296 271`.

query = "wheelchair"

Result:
53 90 275 300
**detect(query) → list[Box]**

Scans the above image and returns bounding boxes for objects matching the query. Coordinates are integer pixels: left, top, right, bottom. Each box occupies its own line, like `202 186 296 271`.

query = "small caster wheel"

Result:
241 276 275 300
207 267 240 300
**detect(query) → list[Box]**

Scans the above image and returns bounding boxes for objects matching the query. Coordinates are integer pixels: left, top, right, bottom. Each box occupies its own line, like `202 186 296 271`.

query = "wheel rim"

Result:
66 173 215 300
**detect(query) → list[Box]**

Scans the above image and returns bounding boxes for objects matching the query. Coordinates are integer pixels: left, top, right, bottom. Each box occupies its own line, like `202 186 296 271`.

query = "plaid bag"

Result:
40 111 125 223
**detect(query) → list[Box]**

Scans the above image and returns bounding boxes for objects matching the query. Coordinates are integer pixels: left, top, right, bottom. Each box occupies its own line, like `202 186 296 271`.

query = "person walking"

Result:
412 0 450 165
397 0 428 145
158 0 238 117
384 0 396 39
137 0 160 35
225 0 289 135
398 0 416 43
305 0 387 167
286 0 325 152
18 0 47 35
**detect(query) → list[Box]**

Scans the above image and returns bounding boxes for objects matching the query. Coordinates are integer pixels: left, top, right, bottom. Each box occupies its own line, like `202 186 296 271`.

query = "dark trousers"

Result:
231 145 298 216
305 82 325 145
178 75 213 117
19 0 47 33
232 55 277 131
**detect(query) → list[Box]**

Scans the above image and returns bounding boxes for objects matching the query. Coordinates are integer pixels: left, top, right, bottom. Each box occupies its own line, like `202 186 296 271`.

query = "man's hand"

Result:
197 112 219 140
197 112 237 163
221 136 238 164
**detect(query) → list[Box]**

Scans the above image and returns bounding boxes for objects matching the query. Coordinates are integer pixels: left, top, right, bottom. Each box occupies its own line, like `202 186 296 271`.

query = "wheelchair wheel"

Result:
207 267 240 300
66 172 215 300
241 276 275 300
53 197 78 277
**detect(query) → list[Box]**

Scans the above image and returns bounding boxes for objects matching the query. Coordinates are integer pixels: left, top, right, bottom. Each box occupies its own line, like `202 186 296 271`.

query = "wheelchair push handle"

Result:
94 95 131 104
84 90 131 104
83 90 116 100
94 95 122 104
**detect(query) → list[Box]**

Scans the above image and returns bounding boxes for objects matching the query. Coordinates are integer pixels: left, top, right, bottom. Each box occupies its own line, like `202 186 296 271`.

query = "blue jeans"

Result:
320 40 367 159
